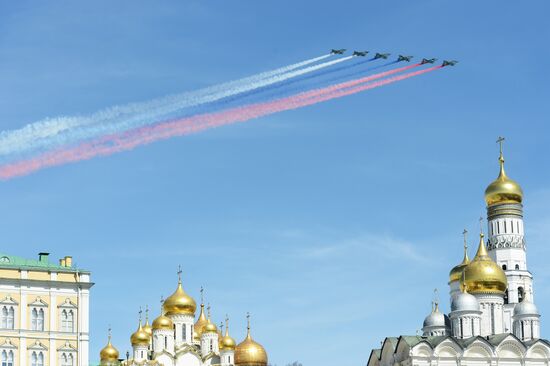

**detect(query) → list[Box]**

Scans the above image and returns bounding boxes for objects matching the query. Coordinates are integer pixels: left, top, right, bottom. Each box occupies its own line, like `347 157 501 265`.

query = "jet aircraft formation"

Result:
331 48 458 67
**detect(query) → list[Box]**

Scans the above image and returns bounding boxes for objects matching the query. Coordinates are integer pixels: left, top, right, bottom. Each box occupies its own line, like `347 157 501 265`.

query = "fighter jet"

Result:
442 60 458 67
374 53 390 59
421 58 437 64
397 55 413 62
352 51 369 57
331 49 346 55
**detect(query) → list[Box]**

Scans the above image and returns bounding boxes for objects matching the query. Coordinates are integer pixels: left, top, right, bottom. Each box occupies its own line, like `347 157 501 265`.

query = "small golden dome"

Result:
163 277 196 316
462 233 507 294
100 335 119 362
235 319 267 366
152 313 173 330
194 303 208 339
449 232 470 283
143 316 152 338
130 321 151 346
220 319 236 351
203 318 218 334
485 148 523 206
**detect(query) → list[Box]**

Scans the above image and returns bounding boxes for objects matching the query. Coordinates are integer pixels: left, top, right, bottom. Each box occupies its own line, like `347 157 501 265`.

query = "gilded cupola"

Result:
484 137 523 206
130 319 151 346
202 305 218 334
462 232 507 294
100 330 119 363
220 317 237 351
163 273 197 316
449 230 470 284
194 288 208 341
152 298 174 331
235 314 268 366
142 306 152 337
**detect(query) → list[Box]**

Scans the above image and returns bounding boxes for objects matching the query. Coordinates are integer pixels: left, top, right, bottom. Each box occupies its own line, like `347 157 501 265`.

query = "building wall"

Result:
0 265 92 366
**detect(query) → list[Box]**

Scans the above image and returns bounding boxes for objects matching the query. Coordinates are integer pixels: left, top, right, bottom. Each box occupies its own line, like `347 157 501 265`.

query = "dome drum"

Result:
487 203 523 221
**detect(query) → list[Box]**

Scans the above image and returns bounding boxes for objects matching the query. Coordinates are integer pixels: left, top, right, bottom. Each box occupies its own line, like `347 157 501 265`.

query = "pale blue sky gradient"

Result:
1 1 550 365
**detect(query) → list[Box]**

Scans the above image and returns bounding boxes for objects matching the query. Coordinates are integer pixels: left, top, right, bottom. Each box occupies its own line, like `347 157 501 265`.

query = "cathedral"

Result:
368 140 550 366
98 274 267 366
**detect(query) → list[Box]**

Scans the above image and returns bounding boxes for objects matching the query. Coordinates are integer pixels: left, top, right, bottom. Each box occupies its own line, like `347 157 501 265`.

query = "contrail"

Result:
0 66 442 180
0 54 334 157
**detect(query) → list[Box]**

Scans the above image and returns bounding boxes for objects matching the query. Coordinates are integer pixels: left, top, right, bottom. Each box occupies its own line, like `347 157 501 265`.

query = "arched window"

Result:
459 318 464 338
31 352 44 366
7 307 14 329
471 318 475 336
2 350 14 366
182 324 186 341
504 290 509 304
32 308 44 331
490 304 495 334
521 321 525 340
1 306 14 329
61 310 74 332
518 287 525 302
515 264 520 270
502 264 507 270
210 339 213 351
31 308 38 330
164 336 168 349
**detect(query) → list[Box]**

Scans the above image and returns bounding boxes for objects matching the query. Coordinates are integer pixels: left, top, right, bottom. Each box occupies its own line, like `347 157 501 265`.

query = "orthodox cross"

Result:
462 229 468 251
138 307 143 321
497 136 505 157
246 312 251 330
177 265 182 282
200 286 204 305
479 216 484 235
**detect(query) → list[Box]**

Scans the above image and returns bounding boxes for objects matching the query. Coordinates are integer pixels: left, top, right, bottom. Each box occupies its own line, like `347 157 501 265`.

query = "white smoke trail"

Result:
0 54 348 157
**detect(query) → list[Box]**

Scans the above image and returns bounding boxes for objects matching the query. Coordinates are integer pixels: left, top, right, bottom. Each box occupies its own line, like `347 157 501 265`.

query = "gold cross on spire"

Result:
138 307 143 321
207 303 211 319
145 305 149 321
433 288 439 309
200 286 204 305
177 265 182 283
246 312 251 331
497 136 505 162
160 296 164 312
108 325 112 340
462 229 468 251
479 216 484 236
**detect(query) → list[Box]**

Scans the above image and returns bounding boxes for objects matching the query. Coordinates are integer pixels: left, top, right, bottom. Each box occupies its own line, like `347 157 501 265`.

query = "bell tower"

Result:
484 137 533 333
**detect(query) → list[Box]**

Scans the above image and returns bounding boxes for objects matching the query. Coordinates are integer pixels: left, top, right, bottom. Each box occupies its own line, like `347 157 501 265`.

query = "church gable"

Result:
434 338 462 358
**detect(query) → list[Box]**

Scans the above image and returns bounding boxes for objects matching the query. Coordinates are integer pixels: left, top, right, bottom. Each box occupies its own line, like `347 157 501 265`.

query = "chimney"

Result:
64 256 73 267
38 252 49 263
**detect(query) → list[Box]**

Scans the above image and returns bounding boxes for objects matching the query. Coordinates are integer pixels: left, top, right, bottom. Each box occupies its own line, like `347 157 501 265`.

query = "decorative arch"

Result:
463 339 494 358
526 341 550 359
496 339 525 358
434 338 462 358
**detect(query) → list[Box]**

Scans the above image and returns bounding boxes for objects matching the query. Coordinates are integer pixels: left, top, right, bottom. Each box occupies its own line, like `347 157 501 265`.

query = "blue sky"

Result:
1 1 550 365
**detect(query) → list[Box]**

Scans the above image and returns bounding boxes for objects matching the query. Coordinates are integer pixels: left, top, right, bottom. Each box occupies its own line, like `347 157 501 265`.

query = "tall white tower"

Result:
484 137 533 333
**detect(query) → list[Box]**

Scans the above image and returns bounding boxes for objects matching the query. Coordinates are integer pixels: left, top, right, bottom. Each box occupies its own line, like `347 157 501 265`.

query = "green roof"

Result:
0 253 88 273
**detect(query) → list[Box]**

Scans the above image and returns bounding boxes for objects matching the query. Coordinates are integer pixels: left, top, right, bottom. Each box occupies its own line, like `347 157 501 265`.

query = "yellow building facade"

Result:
0 253 92 366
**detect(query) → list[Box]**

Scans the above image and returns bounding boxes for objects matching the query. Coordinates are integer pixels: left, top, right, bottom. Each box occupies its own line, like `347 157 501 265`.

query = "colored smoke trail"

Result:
0 54 334 157
0 66 441 180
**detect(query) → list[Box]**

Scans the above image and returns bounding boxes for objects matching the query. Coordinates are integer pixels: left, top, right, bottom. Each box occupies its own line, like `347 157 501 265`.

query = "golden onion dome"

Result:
203 318 218 334
143 316 152 338
462 233 507 294
100 335 119 362
449 233 470 284
484 147 523 206
194 303 208 339
130 321 151 346
235 318 267 366
163 277 197 316
220 319 236 351
152 313 174 330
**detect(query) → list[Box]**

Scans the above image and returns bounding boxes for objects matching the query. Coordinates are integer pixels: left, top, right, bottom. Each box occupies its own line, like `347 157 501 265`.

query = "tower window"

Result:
497 222 500 234
515 264 520 270
165 336 167 349
521 321 525 340
518 287 525 302
490 304 495 334
459 318 464 338
511 221 514 233
504 221 507 233
504 290 509 304
182 324 186 341
502 264 507 270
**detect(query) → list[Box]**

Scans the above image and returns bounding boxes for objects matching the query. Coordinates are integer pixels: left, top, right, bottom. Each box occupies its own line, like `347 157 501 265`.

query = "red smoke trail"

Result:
0 66 441 180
